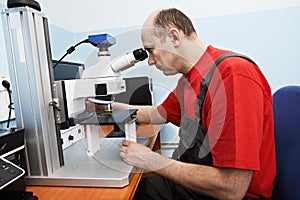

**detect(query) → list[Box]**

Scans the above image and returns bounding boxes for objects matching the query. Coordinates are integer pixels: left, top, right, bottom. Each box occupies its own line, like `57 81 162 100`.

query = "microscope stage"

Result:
79 109 138 125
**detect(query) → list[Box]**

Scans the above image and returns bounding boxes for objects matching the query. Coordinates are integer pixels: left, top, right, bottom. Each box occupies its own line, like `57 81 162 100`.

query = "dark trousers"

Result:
133 175 215 200
133 175 267 200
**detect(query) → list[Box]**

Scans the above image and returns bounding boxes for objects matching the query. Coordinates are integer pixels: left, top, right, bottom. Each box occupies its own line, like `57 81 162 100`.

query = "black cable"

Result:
7 89 13 129
53 39 89 69
2 80 14 128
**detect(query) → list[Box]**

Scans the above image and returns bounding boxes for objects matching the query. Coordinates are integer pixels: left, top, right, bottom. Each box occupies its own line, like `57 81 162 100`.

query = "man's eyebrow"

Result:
144 48 153 53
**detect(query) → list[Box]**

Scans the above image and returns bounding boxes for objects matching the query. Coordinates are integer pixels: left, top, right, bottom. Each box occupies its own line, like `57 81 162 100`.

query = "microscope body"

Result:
54 34 147 154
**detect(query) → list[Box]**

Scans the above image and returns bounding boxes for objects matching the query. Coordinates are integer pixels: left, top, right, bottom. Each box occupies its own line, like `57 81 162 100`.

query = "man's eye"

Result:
145 48 153 54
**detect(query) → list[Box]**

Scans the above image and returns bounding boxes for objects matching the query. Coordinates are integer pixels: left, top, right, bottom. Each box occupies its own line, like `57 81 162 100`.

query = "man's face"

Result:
141 28 179 76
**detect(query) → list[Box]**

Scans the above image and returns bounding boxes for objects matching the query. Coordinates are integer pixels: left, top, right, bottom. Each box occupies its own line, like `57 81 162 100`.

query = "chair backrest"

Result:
272 85 300 200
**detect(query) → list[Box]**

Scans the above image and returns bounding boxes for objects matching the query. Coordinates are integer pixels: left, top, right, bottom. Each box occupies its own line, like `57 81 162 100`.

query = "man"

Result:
117 8 276 200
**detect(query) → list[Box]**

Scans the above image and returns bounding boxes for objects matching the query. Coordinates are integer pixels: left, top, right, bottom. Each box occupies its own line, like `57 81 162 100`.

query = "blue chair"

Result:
272 85 300 200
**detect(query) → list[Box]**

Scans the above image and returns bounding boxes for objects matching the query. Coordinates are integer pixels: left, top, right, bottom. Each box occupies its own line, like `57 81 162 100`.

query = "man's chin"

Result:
163 71 178 76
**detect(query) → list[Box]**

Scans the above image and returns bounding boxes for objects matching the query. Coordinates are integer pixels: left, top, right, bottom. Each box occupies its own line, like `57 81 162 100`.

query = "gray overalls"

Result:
173 52 255 165
172 77 213 165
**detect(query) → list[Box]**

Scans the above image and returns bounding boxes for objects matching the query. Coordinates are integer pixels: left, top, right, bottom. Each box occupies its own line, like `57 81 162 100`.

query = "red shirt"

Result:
157 46 276 198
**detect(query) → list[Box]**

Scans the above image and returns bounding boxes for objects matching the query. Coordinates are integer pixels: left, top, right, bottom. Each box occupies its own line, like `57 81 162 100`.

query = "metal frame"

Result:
1 6 145 187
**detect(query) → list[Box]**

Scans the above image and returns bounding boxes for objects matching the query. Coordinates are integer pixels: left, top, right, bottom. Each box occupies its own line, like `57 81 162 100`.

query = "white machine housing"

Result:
57 39 147 118
60 77 125 116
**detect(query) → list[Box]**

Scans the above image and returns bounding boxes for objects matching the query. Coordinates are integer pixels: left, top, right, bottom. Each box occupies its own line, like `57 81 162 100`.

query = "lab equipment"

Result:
52 60 84 81
1 5 149 188
0 128 26 192
53 34 147 155
0 154 25 191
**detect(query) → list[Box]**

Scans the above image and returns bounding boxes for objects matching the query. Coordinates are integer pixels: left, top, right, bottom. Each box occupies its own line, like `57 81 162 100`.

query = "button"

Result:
2 164 7 170
68 135 74 140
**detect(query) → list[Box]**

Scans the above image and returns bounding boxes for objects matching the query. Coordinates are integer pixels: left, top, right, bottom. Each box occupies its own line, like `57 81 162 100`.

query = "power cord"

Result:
53 39 89 69
2 80 14 128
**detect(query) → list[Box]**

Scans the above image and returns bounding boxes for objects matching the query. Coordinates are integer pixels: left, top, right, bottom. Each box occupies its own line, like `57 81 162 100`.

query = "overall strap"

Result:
178 52 257 165
197 52 257 105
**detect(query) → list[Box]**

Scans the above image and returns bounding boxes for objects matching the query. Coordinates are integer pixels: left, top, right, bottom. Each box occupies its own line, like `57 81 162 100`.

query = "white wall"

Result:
1 1 300 143
21 0 300 32
1 1 300 89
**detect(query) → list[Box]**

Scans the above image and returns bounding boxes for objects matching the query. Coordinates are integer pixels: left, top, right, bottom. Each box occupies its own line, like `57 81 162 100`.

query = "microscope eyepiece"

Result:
133 48 148 61
110 48 148 72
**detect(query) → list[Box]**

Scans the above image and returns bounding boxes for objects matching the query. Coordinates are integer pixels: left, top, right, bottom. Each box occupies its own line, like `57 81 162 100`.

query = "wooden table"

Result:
26 124 161 200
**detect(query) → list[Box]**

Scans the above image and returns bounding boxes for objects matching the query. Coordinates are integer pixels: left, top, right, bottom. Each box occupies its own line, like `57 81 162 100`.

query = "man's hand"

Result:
119 140 253 199
119 140 153 171
119 140 174 172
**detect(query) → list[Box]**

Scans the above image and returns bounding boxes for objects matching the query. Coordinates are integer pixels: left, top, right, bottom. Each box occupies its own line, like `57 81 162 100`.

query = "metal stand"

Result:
1 7 62 177
1 7 145 187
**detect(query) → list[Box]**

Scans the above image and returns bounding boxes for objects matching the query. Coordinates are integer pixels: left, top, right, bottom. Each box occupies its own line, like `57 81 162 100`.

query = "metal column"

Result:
1 7 62 176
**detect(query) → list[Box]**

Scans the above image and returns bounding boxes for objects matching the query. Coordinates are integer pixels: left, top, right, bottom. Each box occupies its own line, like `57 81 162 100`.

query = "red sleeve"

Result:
157 90 181 127
208 60 265 171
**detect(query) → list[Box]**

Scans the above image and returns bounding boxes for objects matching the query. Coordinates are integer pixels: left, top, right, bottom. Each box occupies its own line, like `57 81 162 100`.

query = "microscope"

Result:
54 33 148 155
2 4 149 187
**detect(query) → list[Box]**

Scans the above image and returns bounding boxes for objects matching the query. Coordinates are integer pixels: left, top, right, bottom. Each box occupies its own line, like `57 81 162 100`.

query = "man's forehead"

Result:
142 27 155 37
142 39 154 49
141 28 156 47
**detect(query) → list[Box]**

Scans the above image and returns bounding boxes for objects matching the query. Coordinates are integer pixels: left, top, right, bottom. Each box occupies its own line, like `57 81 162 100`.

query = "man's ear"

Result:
168 28 180 47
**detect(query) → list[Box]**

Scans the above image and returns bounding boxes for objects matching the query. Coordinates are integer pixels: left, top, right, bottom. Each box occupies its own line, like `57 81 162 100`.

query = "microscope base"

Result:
25 137 148 187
